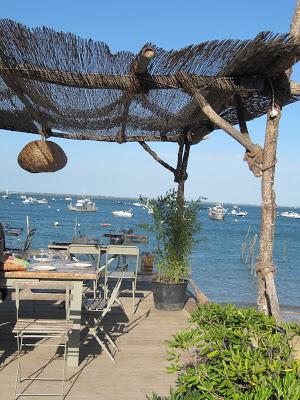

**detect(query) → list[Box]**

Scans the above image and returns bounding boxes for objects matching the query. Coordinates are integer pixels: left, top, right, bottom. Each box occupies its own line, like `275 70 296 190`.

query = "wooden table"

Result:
0 263 97 368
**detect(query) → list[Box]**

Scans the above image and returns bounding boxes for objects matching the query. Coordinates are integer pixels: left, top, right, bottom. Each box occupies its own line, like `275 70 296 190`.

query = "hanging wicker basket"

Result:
17 140 67 173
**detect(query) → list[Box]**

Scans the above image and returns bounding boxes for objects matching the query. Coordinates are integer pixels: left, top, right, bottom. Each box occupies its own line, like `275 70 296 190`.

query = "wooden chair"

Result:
13 281 73 400
104 245 139 314
82 278 123 363
67 244 105 298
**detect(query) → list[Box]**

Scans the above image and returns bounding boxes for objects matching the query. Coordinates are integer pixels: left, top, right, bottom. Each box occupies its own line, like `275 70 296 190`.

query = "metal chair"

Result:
5 228 37 259
13 281 73 400
104 245 139 314
67 244 105 298
82 277 123 363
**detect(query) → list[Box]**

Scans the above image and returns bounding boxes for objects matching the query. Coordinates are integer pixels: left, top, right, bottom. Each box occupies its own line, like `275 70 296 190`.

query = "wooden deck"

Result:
0 287 188 399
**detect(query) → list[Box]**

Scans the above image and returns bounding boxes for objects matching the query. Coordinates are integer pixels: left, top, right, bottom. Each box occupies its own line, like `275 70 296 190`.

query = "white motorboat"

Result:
68 198 97 212
65 197 72 201
112 208 133 218
22 197 39 204
231 207 247 217
208 204 227 220
37 198 48 204
281 211 300 219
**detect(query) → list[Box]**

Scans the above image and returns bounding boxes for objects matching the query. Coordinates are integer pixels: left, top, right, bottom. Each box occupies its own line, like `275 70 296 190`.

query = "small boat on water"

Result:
22 197 38 204
37 198 48 204
3 224 23 236
281 211 300 219
68 198 97 212
208 204 227 220
2 189 9 199
112 208 133 218
101 223 111 227
65 197 72 201
231 207 248 217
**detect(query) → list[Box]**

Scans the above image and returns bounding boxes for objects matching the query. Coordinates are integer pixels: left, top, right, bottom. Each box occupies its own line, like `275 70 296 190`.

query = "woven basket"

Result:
18 140 67 173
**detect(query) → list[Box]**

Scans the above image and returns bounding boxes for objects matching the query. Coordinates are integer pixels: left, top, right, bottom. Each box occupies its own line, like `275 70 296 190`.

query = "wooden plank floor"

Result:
0 289 188 399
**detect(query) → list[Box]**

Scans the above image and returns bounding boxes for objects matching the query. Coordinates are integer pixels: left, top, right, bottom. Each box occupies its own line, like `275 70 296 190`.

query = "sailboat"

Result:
2 189 9 199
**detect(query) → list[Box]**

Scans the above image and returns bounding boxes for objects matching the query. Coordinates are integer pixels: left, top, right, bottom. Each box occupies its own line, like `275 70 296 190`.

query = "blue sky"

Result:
1 0 300 206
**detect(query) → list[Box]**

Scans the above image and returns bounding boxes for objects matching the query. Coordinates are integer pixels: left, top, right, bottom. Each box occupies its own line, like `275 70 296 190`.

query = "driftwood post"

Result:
256 106 281 319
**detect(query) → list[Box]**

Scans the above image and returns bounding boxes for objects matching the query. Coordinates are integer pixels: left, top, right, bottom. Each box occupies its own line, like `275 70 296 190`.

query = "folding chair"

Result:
104 245 139 314
13 281 73 400
82 277 123 363
67 244 105 298
5 228 37 259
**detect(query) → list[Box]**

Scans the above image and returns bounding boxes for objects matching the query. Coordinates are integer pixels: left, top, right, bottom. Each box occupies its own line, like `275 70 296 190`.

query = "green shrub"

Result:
140 189 201 283
148 304 300 400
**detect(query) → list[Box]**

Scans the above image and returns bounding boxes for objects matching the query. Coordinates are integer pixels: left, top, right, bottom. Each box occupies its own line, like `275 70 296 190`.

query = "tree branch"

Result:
177 73 258 153
138 141 177 175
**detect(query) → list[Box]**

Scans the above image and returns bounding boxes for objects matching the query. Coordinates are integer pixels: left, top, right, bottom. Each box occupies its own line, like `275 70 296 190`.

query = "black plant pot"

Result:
152 280 188 311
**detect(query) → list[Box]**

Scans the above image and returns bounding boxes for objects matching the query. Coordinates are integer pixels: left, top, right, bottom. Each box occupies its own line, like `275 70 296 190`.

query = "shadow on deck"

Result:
0 283 188 400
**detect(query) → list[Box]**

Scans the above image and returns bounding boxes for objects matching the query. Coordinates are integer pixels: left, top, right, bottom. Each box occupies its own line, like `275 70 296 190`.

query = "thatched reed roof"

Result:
0 19 299 144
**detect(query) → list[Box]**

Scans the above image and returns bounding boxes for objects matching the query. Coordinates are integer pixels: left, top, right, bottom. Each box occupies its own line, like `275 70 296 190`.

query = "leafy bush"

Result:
140 189 201 283
148 304 300 399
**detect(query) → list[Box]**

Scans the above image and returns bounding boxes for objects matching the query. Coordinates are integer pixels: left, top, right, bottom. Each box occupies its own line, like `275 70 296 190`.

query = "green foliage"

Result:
140 189 201 283
150 304 300 400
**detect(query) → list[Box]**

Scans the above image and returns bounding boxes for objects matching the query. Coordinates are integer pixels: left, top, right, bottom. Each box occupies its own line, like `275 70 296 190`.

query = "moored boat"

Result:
68 198 97 212
208 204 227 220
112 208 133 218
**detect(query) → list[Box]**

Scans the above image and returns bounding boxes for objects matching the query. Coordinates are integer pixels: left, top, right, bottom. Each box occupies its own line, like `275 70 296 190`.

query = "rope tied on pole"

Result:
244 144 264 177
256 263 276 278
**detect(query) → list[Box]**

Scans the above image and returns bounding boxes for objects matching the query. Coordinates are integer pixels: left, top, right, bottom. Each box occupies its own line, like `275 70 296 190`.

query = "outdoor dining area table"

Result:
0 254 99 367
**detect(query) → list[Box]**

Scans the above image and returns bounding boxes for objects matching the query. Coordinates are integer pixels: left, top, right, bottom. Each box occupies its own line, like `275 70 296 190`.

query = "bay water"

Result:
1 194 299 310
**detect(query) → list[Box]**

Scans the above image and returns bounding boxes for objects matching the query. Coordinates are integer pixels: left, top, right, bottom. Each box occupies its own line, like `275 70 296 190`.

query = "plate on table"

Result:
31 254 52 263
65 262 93 268
31 265 56 271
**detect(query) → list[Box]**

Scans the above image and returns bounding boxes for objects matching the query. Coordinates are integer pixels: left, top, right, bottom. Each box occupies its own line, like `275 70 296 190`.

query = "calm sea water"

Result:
1 194 300 309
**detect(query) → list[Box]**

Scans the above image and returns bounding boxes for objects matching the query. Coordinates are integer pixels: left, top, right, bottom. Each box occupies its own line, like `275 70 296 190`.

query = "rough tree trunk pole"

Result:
256 106 281 321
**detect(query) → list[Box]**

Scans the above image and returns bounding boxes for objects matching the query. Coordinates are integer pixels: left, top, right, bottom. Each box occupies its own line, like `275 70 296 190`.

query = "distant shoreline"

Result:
1 191 299 208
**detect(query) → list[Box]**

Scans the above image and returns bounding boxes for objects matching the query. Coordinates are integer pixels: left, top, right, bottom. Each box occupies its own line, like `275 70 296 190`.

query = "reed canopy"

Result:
0 19 299 145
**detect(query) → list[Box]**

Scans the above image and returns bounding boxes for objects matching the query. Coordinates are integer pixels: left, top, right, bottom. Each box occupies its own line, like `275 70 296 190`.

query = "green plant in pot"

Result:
141 190 201 311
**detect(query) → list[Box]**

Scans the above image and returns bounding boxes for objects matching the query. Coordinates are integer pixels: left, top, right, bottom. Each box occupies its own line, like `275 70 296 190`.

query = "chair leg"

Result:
132 279 135 314
91 331 116 363
99 326 118 350
14 333 22 400
61 337 68 400
93 281 97 299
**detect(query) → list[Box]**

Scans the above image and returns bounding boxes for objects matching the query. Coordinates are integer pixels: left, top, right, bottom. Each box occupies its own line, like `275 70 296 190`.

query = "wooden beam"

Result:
134 46 155 75
0 64 264 93
49 131 180 142
138 141 177 174
115 46 155 143
234 95 250 136
290 80 300 95
291 0 300 36
177 73 258 153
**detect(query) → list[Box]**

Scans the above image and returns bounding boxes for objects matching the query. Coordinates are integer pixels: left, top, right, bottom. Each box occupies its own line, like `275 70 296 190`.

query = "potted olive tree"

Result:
141 190 201 311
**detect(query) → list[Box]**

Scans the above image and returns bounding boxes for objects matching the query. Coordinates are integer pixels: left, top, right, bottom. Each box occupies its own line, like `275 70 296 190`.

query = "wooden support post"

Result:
116 46 155 143
256 106 281 321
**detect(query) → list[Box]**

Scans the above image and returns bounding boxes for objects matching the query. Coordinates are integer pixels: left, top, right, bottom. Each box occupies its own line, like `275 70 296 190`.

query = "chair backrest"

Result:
67 244 101 256
68 244 101 271
14 281 72 321
105 245 139 274
22 228 37 252
106 245 139 257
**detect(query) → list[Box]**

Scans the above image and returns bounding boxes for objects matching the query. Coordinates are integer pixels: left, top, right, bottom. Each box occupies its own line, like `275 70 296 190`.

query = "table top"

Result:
1 259 97 280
